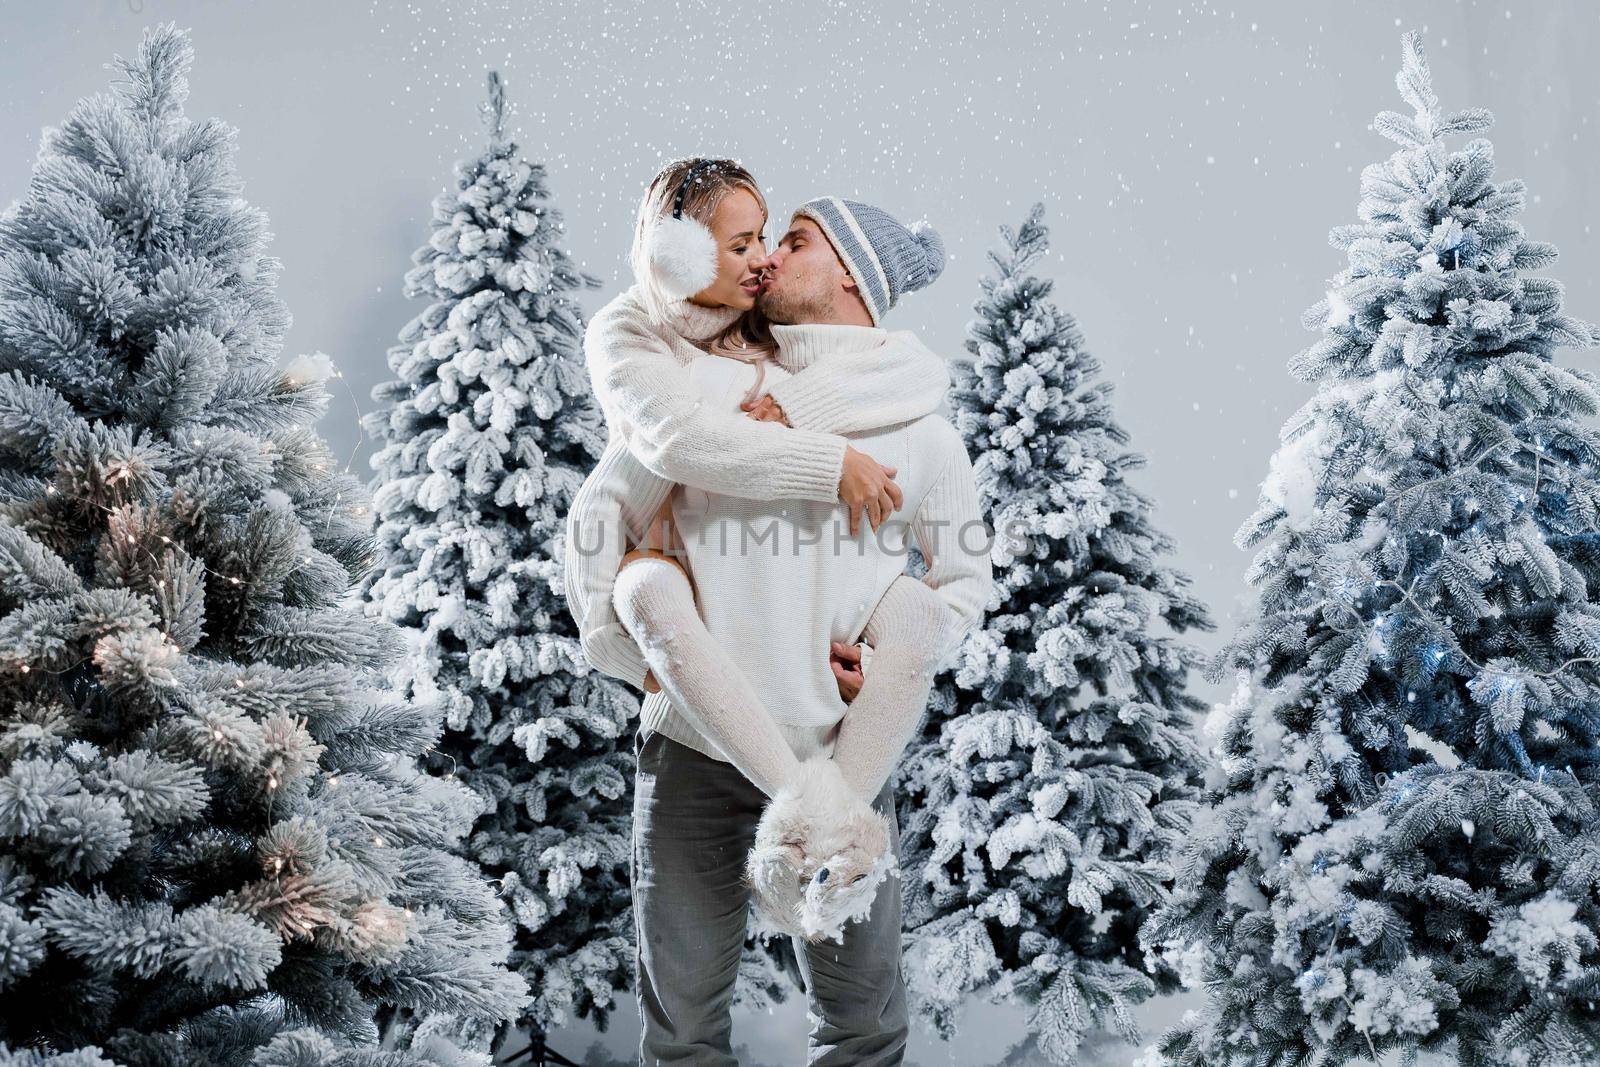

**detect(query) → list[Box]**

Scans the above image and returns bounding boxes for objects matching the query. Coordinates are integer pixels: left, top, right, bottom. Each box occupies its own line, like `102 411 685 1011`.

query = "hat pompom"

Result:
908 219 946 287
646 213 720 300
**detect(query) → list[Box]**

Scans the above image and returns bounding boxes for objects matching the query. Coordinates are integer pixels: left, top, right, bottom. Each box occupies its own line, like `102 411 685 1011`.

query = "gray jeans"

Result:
631 727 909 1066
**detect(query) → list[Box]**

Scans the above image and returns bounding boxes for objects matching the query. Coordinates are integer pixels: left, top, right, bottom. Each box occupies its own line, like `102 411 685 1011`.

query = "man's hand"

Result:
830 641 865 704
742 394 790 425
838 446 902 536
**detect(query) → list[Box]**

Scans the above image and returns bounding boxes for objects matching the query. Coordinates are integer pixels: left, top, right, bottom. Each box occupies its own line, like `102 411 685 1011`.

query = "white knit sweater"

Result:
565 284 952 689
563 287 991 764
638 322 993 763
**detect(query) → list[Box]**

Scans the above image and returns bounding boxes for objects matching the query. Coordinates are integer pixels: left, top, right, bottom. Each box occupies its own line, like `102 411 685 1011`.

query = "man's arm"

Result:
562 436 675 690
761 330 950 436
830 431 994 801
588 307 846 502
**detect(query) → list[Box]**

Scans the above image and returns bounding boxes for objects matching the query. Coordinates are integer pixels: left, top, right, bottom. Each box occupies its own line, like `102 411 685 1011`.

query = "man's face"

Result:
754 216 851 324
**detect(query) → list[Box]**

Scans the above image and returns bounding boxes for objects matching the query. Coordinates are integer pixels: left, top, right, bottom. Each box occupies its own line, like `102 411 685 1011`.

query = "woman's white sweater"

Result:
564 285 953 689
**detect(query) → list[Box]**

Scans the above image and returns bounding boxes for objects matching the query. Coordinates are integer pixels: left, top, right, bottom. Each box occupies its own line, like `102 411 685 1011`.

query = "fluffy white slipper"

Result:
799 836 898 945
745 831 807 940
744 757 894 943
645 213 719 300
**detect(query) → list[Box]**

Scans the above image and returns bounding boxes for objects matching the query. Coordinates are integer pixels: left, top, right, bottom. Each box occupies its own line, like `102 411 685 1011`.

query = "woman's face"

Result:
688 186 768 310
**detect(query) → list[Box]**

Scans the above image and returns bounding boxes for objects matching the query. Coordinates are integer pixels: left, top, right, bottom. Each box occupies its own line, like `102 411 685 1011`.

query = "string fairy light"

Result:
27 351 380 611
3 216 461 951
1283 407 1600 695
13 363 442 868
1319 552 1600 691
281 358 369 539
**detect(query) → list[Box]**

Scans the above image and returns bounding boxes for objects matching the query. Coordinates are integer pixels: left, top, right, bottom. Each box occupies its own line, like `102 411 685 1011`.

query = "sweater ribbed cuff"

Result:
639 693 840 768
764 370 857 436
583 625 652 691
639 693 728 761
861 574 959 658
770 430 849 502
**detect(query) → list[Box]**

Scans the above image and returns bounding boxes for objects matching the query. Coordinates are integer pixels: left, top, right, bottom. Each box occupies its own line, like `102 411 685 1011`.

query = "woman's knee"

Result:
612 552 693 629
619 545 689 581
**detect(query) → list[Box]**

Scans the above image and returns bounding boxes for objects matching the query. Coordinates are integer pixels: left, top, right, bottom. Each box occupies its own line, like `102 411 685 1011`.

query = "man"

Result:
567 198 991 1065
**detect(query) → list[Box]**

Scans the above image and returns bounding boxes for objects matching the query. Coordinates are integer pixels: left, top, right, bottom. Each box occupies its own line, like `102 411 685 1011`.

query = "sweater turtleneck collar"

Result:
659 296 743 342
769 322 887 373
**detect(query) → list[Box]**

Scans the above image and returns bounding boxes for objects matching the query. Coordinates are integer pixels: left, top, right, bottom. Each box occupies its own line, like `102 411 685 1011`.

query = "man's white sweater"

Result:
641 322 992 763
564 284 953 690
563 289 992 765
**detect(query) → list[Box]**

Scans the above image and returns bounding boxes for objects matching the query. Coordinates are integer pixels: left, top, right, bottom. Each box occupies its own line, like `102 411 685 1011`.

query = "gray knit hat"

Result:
792 196 945 326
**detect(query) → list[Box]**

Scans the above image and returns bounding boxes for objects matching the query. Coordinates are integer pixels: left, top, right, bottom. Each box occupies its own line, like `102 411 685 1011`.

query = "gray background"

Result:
4 2 1596 1063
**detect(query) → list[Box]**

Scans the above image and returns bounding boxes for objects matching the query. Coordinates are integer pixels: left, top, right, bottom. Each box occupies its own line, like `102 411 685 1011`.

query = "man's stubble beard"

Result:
756 278 830 326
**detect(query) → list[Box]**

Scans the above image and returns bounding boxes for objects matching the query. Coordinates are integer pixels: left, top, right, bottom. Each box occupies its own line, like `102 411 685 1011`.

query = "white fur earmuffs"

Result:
642 158 726 300
644 212 719 300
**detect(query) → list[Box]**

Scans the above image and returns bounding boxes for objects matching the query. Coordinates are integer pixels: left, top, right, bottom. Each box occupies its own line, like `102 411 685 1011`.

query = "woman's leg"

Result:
615 553 832 937
779 580 949 942
619 490 821 797
613 550 803 801
617 493 905 940
828 576 955 802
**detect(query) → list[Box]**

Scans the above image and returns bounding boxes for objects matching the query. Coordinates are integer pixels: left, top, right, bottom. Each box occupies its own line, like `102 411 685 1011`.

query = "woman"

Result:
563 156 958 940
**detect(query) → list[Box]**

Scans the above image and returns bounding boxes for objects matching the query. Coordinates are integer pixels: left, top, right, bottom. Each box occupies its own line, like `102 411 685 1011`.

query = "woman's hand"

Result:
838 447 902 536
741 393 791 424
740 398 904 535
830 641 865 703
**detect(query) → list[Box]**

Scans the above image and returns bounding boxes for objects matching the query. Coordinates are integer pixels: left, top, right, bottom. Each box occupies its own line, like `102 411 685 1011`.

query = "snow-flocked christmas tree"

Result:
895 203 1215 1065
1143 32 1600 1067
0 24 526 1065
359 71 646 1051
364 71 806 1046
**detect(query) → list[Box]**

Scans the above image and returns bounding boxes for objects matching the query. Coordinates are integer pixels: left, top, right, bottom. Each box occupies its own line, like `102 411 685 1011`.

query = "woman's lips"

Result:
739 279 760 294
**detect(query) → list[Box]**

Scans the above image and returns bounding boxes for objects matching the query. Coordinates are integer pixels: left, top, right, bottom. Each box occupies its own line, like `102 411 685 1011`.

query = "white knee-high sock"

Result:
612 556 803 799
829 576 956 802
